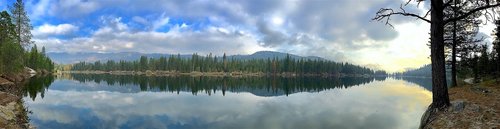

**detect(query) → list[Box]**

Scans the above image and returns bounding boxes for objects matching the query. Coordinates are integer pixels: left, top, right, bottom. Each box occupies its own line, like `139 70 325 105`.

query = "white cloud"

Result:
28 0 51 20
132 16 148 25
35 17 271 55
151 13 170 31
30 0 439 71
48 0 100 18
33 23 79 38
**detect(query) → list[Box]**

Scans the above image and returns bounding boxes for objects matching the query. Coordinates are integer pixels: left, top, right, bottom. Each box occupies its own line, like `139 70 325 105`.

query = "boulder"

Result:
25 67 37 77
419 105 437 129
0 92 20 106
450 100 465 112
0 102 16 121
0 77 14 87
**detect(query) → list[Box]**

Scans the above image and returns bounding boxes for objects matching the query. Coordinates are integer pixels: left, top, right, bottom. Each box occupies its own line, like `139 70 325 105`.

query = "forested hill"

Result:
393 64 453 78
393 64 432 77
48 51 324 64
70 51 384 75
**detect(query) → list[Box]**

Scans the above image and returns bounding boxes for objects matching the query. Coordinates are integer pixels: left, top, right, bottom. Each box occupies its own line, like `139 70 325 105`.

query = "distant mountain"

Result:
48 52 174 64
48 51 325 64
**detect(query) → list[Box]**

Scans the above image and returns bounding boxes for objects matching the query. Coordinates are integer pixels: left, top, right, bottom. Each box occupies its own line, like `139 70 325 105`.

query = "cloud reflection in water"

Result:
24 78 431 129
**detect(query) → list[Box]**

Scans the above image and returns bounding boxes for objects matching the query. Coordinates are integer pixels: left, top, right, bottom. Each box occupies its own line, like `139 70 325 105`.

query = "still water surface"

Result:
23 74 432 129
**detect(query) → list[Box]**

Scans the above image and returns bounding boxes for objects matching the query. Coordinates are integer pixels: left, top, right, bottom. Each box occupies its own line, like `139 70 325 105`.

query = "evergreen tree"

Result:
70 53 381 76
443 1 482 87
493 20 500 78
0 11 23 75
9 0 32 47
478 45 490 76
139 56 148 71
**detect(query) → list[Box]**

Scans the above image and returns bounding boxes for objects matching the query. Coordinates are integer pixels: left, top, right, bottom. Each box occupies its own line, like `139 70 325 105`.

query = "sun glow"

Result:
271 17 284 26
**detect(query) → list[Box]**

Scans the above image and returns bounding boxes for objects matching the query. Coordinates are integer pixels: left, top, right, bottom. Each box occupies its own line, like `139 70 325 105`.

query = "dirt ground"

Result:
427 79 500 129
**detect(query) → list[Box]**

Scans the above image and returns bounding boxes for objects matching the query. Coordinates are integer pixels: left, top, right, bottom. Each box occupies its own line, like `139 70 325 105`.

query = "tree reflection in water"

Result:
24 73 389 100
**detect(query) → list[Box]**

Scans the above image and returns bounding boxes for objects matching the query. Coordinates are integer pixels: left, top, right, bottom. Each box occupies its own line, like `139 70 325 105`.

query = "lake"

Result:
22 74 432 129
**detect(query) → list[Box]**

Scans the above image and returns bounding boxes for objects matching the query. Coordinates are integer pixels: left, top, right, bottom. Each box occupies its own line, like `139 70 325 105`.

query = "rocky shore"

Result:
0 68 34 129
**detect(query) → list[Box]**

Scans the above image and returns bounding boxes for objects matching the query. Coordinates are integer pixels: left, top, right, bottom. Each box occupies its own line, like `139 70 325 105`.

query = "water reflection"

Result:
23 74 431 129
23 75 55 101
394 76 432 91
30 74 386 98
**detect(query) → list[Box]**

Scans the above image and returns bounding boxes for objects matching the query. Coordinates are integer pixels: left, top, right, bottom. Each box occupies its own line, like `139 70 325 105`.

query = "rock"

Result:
464 78 474 84
0 102 16 121
451 100 466 112
419 105 437 129
25 67 37 77
0 92 28 129
0 74 23 83
0 92 19 125
0 77 14 87
0 92 20 106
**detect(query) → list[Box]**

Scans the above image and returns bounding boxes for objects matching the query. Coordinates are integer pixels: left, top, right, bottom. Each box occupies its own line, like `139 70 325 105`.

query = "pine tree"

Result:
493 20 500 78
223 53 227 72
140 56 148 71
9 0 32 48
0 11 23 75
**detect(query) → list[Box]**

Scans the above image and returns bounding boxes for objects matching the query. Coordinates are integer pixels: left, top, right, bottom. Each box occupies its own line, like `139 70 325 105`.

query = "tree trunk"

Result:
451 13 457 87
430 0 450 109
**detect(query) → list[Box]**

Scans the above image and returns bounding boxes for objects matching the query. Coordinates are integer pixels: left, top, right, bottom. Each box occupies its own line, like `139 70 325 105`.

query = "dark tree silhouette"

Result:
443 1 483 87
374 0 500 110
493 19 500 80
71 53 378 76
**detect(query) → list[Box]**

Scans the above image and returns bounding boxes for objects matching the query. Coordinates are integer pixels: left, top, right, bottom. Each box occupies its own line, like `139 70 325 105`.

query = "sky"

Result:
0 0 495 72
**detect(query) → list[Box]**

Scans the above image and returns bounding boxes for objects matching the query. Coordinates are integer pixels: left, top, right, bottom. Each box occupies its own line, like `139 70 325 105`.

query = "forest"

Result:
70 53 386 76
0 2 53 76
393 18 499 82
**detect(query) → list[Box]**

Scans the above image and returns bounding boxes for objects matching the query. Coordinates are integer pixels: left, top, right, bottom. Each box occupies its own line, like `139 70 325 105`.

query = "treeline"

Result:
394 8 500 83
0 11 24 75
0 1 54 76
25 45 54 73
71 53 384 75
462 41 499 81
451 19 500 82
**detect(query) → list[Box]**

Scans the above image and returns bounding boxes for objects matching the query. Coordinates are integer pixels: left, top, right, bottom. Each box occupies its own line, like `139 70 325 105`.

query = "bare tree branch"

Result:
373 7 431 27
423 9 432 18
445 3 500 23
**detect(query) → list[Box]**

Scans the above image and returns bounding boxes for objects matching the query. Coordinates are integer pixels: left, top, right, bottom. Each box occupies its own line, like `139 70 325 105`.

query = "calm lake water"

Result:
22 74 432 129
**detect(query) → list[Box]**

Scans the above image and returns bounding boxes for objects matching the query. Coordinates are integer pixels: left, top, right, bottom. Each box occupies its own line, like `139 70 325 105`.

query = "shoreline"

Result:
58 70 387 78
0 68 34 129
